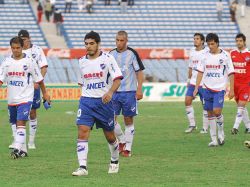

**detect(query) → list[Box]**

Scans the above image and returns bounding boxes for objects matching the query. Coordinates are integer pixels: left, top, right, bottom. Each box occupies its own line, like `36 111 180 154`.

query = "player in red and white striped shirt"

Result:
230 33 250 134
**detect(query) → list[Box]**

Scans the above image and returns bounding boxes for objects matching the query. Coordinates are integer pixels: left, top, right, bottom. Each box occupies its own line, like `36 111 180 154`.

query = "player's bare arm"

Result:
228 74 235 100
136 70 144 100
39 81 51 103
193 71 203 97
102 79 121 104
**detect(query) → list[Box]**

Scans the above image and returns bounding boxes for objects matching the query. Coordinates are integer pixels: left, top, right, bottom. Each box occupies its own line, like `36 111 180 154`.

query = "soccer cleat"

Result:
200 128 208 134
231 128 239 135
72 167 88 176
28 143 36 149
8 141 16 149
208 141 218 147
218 138 225 146
119 143 125 154
185 126 197 133
10 149 28 159
108 162 119 174
121 150 131 157
245 128 250 134
244 140 250 148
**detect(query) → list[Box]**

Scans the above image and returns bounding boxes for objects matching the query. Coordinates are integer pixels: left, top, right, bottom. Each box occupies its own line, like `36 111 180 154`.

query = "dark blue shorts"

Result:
186 84 204 103
203 89 225 111
8 102 32 124
112 91 137 117
76 97 115 131
32 88 41 109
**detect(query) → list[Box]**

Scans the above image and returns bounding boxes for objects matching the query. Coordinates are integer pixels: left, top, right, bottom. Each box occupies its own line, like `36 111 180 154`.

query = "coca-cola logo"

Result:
149 49 173 59
46 49 70 58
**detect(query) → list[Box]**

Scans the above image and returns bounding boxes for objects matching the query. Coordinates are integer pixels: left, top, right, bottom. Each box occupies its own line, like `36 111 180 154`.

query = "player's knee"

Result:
185 97 192 106
30 110 36 120
213 110 221 117
124 116 133 125
78 126 90 139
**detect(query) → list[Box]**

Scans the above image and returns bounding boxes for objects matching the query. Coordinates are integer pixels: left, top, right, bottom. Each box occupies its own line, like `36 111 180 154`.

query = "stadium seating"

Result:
55 0 240 49
0 0 49 47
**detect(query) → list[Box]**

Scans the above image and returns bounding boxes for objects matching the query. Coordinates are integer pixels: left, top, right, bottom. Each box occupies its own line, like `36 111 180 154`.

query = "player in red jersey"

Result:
231 33 250 134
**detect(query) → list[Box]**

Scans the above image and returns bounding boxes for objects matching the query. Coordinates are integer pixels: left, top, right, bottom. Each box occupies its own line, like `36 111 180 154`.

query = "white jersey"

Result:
22 44 48 70
197 49 234 92
189 47 208 85
78 52 123 98
0 54 43 105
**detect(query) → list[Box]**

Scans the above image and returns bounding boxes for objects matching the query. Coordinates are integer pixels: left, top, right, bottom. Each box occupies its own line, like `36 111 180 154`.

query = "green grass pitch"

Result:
0 101 250 187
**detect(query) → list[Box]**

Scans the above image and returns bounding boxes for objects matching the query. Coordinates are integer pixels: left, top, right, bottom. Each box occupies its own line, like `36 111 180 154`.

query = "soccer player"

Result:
109 31 144 157
193 33 235 146
0 36 50 158
185 33 209 134
72 31 123 176
230 33 250 134
8 30 49 150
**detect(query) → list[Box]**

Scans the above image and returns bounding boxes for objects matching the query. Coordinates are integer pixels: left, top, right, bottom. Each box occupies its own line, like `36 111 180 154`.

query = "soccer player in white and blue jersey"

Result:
109 31 144 157
185 33 209 134
72 31 123 176
0 36 50 158
15 30 49 150
193 33 235 147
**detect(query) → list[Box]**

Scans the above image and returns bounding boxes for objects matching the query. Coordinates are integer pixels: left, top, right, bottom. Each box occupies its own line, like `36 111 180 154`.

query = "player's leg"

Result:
113 93 126 150
11 102 32 159
213 91 225 145
243 108 250 133
232 100 247 134
121 92 137 156
103 129 119 174
185 85 196 133
28 88 41 149
72 98 93 176
8 106 17 149
198 87 208 134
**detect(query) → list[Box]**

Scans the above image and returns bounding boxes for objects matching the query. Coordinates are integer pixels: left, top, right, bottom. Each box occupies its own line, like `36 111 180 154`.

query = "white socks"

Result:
233 107 244 129
15 126 26 151
203 110 209 130
77 140 88 167
125 124 135 151
209 117 217 142
11 123 16 142
243 108 250 129
114 122 125 144
29 119 37 144
108 139 119 162
185 106 195 127
216 115 224 140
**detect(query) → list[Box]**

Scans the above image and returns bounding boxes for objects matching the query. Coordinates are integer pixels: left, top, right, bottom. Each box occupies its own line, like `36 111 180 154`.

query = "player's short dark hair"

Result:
18 29 30 38
194 33 205 42
206 33 219 44
117 30 128 38
235 33 246 42
84 31 101 43
10 36 24 47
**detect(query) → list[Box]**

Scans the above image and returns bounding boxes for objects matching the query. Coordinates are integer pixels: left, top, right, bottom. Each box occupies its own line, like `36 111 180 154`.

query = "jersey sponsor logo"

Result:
206 72 220 78
206 65 221 69
235 69 246 74
83 72 103 79
9 80 24 87
233 62 246 67
219 59 224 64
100 63 106 70
246 56 250 62
8 71 25 76
192 60 199 64
86 82 105 90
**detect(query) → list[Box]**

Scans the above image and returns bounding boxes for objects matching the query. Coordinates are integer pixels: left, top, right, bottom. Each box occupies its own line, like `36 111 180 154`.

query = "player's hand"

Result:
102 91 113 104
136 89 143 100
228 89 234 100
43 93 51 110
193 87 198 97
34 83 39 89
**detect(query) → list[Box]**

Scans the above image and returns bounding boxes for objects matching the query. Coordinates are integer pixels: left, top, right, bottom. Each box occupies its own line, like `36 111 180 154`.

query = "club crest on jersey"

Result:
23 65 28 71
219 59 223 64
100 64 106 70
244 93 249 99
32 53 36 59
245 56 250 62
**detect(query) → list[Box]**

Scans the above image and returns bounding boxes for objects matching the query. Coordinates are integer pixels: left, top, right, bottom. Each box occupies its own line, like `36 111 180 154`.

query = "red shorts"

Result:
234 83 250 102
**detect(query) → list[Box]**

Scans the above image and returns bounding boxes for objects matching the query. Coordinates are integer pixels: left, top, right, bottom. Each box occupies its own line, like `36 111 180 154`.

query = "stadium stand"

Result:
54 0 240 49
0 0 49 47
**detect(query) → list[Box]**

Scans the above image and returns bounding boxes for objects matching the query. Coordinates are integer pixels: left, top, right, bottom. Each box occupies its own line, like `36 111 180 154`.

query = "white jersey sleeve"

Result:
107 55 123 81
36 45 48 69
30 59 44 83
0 60 7 83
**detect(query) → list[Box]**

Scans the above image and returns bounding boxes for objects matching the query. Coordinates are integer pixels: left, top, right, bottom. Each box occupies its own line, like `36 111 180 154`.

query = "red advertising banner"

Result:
0 48 189 59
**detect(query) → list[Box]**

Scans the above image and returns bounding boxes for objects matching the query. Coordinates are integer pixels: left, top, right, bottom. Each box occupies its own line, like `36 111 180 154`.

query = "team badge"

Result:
100 63 106 70
243 93 249 100
245 56 250 62
23 65 28 71
32 53 36 59
219 59 223 64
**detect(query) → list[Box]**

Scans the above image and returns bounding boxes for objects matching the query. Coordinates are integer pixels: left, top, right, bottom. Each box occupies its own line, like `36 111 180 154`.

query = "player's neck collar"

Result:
11 53 26 60
86 51 102 59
